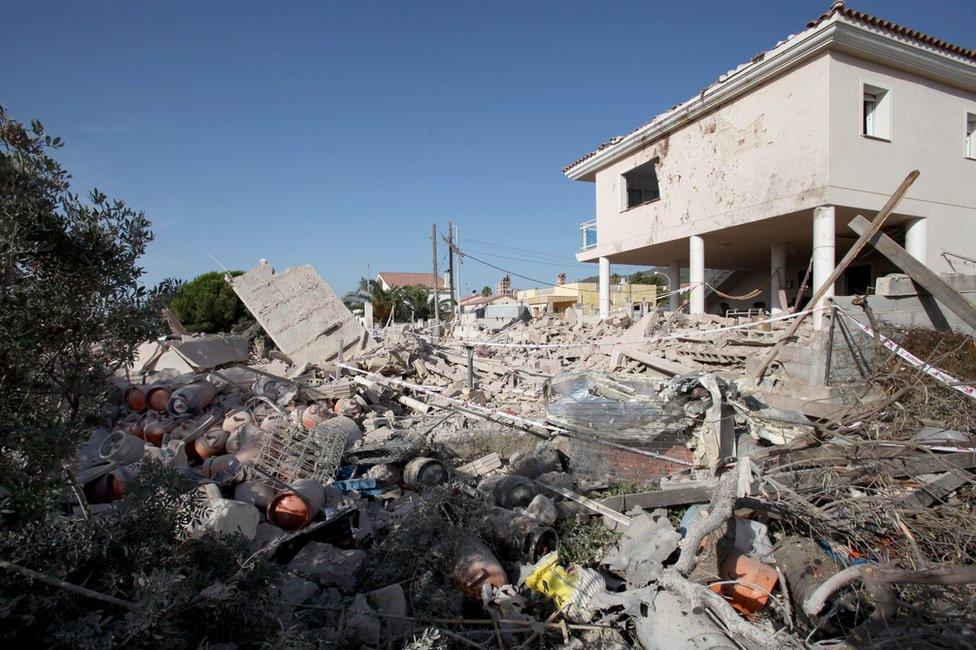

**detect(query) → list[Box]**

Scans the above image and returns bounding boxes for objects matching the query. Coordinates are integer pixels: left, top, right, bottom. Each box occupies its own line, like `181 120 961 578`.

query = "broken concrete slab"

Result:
603 511 680 587
231 262 369 367
170 335 250 371
277 575 318 606
287 541 366 592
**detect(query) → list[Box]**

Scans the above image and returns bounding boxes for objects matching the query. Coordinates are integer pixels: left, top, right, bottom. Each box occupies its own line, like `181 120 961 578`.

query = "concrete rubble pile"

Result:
68 261 976 648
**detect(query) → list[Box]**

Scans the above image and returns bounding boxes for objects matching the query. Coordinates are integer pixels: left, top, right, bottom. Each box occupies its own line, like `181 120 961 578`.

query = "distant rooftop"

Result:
376 272 446 289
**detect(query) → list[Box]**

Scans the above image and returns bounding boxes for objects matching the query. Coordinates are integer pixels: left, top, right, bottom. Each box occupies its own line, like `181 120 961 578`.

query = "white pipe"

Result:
770 242 786 316
904 217 927 264
598 257 611 319
668 261 682 311
812 206 836 330
689 236 705 315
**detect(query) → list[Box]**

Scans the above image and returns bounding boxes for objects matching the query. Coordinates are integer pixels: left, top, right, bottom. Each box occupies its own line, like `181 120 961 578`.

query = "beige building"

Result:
517 277 659 317
567 2 976 324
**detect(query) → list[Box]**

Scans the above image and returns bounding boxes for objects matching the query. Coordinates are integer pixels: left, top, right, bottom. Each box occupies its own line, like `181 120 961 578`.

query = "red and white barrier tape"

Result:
836 307 976 401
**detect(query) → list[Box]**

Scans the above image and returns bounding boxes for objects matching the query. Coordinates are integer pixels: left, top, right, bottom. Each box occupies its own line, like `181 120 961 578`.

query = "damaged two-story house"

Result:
566 2 976 327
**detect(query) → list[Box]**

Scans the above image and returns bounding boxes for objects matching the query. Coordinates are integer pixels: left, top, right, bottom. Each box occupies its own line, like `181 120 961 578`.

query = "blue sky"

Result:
3 0 974 296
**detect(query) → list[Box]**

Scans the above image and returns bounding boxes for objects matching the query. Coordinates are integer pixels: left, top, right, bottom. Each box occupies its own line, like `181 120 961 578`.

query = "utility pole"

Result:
431 223 440 336
447 220 456 321
454 224 462 310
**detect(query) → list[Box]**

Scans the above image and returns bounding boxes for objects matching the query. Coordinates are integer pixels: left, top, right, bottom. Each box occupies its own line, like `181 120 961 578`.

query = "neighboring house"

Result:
376 272 452 301
566 1 976 325
458 292 519 314
517 276 659 316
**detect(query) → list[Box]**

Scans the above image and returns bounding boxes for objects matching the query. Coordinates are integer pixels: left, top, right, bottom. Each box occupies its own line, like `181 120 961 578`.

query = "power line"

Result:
455 247 606 294
463 248 594 269
461 238 581 262
448 237 666 297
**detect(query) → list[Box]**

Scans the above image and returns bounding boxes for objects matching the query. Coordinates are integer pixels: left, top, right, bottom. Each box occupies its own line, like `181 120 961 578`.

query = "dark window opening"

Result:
863 93 877 136
623 159 660 209
845 265 872 295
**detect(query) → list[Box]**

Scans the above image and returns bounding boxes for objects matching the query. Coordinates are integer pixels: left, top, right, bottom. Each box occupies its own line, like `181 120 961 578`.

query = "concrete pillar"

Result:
598 256 610 319
668 261 681 311
364 301 374 330
812 206 836 329
770 242 786 316
905 217 927 264
689 236 705 315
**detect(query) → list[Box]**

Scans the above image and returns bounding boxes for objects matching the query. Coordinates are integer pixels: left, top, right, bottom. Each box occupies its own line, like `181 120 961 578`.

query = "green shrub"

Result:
0 107 174 519
169 271 252 333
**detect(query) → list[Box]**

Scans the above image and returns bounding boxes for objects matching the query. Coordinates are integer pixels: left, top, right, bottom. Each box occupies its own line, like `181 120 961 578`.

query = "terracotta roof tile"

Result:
808 4 976 61
377 272 445 289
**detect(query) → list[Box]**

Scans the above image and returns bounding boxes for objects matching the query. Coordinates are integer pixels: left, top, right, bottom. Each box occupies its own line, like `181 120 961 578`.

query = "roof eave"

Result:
564 18 976 181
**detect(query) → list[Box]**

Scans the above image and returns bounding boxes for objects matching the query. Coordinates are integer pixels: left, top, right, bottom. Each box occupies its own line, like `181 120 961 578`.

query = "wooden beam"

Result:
848 214 976 330
753 170 920 380
535 479 633 527
897 469 972 509
613 347 695 376
599 486 713 511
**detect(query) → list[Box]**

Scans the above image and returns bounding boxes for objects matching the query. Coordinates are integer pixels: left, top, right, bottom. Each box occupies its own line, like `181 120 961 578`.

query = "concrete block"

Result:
232 263 368 367
288 542 367 592
875 273 918 297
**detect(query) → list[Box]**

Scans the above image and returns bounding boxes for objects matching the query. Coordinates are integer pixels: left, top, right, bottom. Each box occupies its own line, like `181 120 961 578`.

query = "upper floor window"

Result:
622 158 660 209
966 112 975 159
862 83 891 140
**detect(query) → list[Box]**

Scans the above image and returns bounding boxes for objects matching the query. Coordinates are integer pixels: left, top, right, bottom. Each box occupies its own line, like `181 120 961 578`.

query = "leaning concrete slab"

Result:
231 262 368 367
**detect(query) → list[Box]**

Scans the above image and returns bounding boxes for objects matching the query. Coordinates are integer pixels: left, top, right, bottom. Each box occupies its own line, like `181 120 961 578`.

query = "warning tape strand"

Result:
836 306 976 401
337 362 693 466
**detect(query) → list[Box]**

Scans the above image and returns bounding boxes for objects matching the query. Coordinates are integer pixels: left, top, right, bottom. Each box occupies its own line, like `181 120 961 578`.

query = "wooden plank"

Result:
535 479 633 527
753 170 920 380
897 469 972 509
848 215 976 330
598 486 713 511
615 347 695 376
455 453 502 479
875 452 976 478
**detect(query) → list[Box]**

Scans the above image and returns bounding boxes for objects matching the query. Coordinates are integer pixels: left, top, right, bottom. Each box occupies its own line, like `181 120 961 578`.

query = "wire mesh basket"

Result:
344 433 424 465
252 410 347 485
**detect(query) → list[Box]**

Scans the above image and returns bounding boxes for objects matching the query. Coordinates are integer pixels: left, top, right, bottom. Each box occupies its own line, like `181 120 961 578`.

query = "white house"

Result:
566 2 976 325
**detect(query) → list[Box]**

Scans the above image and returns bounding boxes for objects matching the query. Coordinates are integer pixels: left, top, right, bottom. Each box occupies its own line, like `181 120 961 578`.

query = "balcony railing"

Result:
579 219 597 251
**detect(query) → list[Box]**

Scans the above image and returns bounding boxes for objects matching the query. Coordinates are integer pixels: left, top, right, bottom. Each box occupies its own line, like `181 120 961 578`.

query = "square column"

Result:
770 242 786 316
599 256 610 319
905 217 927 264
668 261 681 311
689 236 705 315
812 206 836 329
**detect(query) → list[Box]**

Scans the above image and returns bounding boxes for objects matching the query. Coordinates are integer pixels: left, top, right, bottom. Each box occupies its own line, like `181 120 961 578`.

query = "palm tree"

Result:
342 278 401 324
399 285 454 322
480 286 491 297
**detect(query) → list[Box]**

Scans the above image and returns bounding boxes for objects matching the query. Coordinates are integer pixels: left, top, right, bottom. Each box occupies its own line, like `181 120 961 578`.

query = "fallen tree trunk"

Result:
804 563 976 619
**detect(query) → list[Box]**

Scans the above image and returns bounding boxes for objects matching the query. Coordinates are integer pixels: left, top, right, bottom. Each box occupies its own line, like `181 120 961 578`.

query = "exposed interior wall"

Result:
586 53 831 262
826 51 976 274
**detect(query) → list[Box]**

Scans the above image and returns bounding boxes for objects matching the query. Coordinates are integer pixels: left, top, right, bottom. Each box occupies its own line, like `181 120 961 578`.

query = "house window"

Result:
862 83 890 140
967 112 976 159
622 158 660 209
